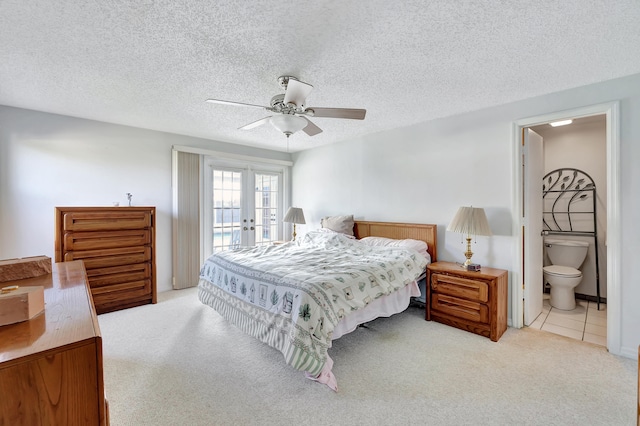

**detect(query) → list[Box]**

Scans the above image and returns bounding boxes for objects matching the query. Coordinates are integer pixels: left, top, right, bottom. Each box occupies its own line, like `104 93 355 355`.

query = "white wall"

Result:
291 73 640 358
292 119 514 268
0 106 291 292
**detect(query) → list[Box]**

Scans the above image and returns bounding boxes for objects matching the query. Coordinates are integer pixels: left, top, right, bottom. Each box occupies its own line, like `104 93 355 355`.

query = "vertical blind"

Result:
172 151 200 289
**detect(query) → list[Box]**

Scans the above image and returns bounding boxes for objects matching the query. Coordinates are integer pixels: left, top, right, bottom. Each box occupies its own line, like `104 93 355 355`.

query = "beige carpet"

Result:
98 287 636 425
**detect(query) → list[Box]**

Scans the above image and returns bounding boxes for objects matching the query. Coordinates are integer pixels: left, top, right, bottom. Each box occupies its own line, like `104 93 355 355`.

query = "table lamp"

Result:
447 206 492 267
283 207 305 241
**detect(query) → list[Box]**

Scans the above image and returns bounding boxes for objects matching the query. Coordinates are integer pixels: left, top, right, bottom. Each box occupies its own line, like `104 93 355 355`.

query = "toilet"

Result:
543 238 589 310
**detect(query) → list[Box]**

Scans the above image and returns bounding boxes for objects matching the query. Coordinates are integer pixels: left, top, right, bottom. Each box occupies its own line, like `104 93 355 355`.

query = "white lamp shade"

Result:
447 206 492 237
283 207 306 224
270 114 307 136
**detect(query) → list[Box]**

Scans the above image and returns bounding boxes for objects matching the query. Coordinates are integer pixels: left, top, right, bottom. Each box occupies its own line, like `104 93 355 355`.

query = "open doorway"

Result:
511 102 621 355
527 116 607 345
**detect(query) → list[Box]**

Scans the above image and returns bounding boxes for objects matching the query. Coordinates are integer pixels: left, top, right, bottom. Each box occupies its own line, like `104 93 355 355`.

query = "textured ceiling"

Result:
1 1 640 153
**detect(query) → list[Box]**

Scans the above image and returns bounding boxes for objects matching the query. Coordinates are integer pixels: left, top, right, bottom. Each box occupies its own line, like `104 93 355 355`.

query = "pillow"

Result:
320 215 354 236
359 236 430 260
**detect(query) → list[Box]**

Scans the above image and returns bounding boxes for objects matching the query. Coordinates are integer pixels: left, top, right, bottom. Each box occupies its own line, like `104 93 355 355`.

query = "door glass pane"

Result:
254 172 279 246
212 169 242 253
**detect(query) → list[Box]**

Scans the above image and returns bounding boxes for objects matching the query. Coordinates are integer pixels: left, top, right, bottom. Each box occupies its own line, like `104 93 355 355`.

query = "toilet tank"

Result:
544 238 589 269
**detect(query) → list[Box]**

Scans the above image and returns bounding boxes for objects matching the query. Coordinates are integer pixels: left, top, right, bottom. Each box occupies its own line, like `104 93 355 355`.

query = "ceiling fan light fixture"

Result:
269 114 307 137
206 75 365 139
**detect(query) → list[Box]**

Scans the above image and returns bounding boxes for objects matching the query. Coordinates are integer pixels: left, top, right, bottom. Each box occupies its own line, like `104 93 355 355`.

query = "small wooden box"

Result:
0 256 52 283
0 286 45 327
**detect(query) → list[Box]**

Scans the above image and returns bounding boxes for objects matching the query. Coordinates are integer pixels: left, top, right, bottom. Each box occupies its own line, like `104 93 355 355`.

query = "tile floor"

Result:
529 294 607 346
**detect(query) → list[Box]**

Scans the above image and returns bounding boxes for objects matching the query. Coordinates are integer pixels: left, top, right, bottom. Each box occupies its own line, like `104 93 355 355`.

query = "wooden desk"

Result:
0 261 108 425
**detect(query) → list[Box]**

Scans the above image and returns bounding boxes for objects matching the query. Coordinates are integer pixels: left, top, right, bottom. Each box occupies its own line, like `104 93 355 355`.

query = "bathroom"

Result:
528 115 608 345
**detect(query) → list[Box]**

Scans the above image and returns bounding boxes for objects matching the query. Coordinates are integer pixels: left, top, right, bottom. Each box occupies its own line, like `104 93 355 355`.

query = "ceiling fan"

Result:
206 75 366 138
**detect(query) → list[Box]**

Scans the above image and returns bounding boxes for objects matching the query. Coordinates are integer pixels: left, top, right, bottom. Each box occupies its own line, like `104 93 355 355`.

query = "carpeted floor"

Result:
98 287 637 425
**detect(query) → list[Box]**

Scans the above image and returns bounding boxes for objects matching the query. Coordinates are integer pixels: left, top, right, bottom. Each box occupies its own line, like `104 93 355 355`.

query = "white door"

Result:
253 172 282 246
523 128 544 325
204 161 284 257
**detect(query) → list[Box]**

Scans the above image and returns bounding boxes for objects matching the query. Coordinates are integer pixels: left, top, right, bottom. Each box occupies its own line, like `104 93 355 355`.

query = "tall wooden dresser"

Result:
0 261 109 425
54 206 156 314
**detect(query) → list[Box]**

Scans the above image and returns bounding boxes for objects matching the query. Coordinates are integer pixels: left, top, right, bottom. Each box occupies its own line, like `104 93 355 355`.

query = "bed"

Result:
197 220 437 391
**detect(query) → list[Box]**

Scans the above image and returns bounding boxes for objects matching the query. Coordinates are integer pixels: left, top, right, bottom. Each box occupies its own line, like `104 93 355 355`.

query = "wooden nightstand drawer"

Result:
431 293 489 323
426 261 508 342
431 273 489 303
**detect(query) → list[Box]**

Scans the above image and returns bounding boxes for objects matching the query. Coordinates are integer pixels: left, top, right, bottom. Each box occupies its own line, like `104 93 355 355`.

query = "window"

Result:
204 159 286 257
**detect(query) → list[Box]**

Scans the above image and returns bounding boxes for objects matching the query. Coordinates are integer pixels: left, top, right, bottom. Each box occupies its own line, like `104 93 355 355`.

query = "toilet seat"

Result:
543 265 581 278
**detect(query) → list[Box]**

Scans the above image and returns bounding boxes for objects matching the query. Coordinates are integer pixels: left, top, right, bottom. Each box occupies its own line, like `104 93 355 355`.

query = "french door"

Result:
204 159 284 257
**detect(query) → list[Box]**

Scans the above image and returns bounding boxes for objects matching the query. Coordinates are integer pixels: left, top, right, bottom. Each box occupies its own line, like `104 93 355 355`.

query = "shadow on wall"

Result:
485 207 512 237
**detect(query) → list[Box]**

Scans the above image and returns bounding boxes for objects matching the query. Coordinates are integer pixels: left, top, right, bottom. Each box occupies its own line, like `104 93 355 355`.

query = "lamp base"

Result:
462 236 474 266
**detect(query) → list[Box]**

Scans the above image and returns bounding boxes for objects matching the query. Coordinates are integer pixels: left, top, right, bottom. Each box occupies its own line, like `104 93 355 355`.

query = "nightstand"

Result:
426 261 508 342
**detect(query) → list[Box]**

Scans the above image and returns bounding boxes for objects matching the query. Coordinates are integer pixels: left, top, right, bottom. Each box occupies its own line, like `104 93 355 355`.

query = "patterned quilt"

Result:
197 230 428 378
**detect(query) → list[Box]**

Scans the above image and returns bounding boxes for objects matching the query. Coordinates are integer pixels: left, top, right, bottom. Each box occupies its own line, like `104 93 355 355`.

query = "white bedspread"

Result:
197 231 428 390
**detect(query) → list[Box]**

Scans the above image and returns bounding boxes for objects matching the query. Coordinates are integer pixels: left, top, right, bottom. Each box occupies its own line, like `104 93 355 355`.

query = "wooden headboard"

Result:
353 221 437 262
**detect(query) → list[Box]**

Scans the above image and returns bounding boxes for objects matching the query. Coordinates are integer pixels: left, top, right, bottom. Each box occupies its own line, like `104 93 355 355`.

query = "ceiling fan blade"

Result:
283 79 313 108
239 116 271 130
206 99 268 109
307 107 366 120
301 117 323 136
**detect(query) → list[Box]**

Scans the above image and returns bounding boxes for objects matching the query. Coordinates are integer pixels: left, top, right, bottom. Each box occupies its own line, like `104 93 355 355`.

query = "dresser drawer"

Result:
63 211 152 231
91 279 151 297
63 229 150 251
64 246 151 269
91 280 152 312
85 263 150 287
431 273 489 303
431 293 489 323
